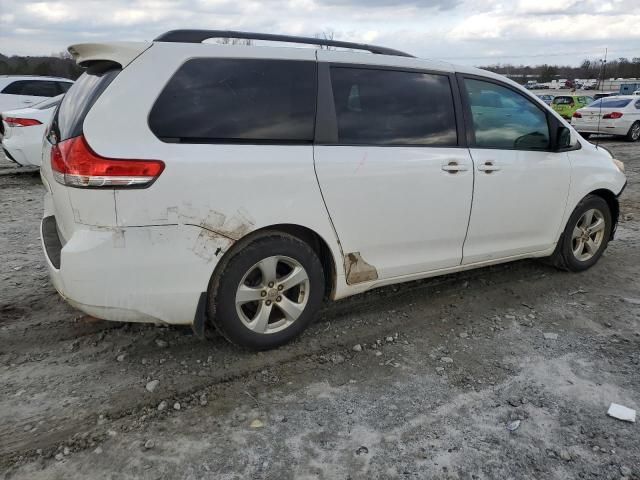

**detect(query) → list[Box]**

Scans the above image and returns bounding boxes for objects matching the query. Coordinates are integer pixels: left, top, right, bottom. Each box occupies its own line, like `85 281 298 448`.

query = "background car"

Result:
536 94 555 105
551 95 594 119
0 75 72 114
571 95 640 141
1 94 64 166
594 92 616 100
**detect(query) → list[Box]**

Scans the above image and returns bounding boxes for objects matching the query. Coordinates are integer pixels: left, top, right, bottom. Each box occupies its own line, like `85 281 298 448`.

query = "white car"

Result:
571 96 640 141
0 76 72 113
1 95 64 166
40 31 627 350
633 90 640 96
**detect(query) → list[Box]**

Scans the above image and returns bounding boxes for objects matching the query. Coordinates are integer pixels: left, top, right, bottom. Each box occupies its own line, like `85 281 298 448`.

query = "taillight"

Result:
4 117 42 127
603 112 623 119
572 112 582 118
50 135 164 188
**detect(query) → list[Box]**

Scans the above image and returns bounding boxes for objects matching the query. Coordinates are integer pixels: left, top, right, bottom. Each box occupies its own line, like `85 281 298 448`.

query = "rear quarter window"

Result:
50 63 121 142
148 58 317 143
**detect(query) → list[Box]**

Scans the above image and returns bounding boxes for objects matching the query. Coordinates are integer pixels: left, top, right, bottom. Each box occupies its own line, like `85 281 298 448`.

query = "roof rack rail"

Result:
153 30 414 58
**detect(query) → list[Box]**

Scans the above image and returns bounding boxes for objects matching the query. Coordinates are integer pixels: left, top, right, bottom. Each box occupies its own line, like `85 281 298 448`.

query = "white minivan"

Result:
40 31 627 349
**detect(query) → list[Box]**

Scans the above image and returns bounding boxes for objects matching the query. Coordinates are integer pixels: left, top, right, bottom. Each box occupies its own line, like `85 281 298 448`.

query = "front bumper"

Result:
40 214 229 325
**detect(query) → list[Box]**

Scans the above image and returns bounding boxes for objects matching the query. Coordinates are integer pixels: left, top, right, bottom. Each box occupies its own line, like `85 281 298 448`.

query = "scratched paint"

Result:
179 207 255 241
353 152 368 174
192 229 234 261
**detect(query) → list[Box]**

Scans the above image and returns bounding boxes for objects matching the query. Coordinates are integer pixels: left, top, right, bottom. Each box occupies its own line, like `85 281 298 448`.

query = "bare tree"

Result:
215 38 253 46
314 30 336 50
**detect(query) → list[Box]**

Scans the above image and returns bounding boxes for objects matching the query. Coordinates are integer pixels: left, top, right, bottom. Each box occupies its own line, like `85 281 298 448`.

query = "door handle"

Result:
478 161 501 173
442 161 468 173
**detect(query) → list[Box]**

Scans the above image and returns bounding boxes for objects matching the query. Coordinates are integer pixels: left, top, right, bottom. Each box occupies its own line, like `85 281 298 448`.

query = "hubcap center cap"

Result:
266 288 279 300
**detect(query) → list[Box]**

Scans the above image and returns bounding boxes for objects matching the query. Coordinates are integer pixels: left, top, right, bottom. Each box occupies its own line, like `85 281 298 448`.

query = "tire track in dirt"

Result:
3 247 638 464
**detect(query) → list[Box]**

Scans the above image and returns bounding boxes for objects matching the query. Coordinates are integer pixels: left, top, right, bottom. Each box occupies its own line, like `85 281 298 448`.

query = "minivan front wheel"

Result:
209 233 325 350
550 195 612 272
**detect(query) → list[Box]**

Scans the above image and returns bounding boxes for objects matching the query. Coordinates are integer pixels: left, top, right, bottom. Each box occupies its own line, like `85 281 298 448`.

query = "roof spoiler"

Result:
67 42 152 68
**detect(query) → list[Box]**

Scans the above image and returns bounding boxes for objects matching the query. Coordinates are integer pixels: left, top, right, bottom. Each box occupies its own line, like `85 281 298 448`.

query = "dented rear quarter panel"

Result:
82 43 348 296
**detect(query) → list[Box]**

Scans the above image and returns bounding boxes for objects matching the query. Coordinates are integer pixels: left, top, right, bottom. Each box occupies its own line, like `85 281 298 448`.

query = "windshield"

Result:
553 96 574 105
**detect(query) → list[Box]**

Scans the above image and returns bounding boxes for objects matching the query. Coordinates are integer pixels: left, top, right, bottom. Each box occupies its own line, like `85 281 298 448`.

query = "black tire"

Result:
208 232 325 350
550 194 612 272
580 132 591 140
626 121 640 142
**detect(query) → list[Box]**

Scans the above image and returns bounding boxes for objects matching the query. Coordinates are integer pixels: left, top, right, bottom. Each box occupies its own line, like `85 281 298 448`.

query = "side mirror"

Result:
557 126 571 150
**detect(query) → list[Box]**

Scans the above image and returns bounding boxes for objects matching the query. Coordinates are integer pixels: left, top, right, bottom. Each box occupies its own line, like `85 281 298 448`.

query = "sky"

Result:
0 0 639 66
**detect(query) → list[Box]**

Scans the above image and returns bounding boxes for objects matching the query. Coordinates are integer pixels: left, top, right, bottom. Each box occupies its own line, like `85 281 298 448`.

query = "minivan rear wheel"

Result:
208 232 325 350
550 195 612 272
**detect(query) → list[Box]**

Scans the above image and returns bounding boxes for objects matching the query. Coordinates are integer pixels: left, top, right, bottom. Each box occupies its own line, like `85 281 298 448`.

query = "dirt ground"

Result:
1 139 639 480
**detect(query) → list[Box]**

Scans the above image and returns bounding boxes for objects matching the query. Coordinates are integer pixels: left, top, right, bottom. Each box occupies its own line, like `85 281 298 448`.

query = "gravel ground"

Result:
1 139 639 480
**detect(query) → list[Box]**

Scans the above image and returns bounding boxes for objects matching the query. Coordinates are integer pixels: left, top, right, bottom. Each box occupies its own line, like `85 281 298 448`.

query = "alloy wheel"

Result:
235 256 310 334
571 208 606 261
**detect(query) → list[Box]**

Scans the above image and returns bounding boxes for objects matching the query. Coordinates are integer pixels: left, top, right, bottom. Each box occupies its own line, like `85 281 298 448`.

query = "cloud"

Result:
449 11 640 42
0 0 638 66
318 0 461 9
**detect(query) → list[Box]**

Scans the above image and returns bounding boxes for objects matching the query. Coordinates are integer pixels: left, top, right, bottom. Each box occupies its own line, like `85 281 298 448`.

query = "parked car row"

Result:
1 75 72 166
571 96 640 141
550 95 595 120
525 83 550 90
536 94 555 105
532 92 640 141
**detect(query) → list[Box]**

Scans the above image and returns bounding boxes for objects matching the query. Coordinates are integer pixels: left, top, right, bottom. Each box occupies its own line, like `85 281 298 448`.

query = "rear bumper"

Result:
3 146 19 164
40 213 229 325
2 133 44 167
2 145 26 166
572 120 631 136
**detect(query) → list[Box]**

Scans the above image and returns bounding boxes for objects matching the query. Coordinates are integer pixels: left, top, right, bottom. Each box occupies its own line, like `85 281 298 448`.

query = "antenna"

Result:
595 47 607 150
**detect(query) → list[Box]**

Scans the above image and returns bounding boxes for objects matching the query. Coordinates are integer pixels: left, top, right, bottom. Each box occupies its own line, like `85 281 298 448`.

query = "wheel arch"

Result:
555 187 620 252
547 188 619 272
209 223 339 304
589 188 620 239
